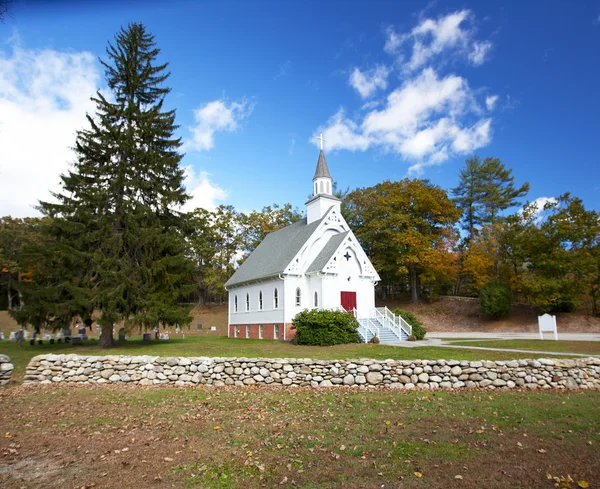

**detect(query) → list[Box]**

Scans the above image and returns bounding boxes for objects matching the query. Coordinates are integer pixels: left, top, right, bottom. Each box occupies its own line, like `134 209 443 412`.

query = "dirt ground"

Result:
1 385 598 489
381 297 600 333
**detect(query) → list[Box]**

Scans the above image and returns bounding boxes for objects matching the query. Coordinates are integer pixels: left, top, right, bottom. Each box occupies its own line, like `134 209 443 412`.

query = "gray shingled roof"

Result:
313 150 332 179
225 216 324 287
306 231 349 273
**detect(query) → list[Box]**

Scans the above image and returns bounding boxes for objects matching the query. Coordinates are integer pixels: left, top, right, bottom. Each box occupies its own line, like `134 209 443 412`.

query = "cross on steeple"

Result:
317 133 326 151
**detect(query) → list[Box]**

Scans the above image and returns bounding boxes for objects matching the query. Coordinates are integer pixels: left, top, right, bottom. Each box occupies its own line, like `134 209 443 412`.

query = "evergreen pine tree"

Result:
27 23 193 347
451 156 484 242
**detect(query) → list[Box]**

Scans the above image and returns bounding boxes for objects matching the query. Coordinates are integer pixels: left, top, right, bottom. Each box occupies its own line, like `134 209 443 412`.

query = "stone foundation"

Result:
23 354 600 390
0 355 13 386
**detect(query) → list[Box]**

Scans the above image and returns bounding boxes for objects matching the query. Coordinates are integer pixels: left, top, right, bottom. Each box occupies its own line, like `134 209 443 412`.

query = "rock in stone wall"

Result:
0 354 13 386
22 354 600 390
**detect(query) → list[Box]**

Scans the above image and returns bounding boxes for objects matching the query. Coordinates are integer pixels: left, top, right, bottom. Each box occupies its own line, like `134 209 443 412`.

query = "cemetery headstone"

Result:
143 333 152 341
118 327 126 341
210 326 217 331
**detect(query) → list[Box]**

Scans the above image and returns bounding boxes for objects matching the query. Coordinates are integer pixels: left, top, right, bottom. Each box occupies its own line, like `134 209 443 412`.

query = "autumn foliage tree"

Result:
347 179 461 303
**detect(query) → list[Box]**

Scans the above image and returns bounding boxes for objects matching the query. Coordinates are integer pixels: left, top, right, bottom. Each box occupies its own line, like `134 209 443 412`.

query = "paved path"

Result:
434 344 597 358
427 332 600 341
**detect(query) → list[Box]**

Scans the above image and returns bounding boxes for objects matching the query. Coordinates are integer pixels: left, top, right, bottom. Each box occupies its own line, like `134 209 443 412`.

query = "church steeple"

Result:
312 150 333 196
306 134 341 224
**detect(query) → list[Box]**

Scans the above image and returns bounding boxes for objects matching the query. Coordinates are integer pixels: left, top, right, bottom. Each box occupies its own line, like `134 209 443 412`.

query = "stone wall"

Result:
23 354 600 390
0 354 13 386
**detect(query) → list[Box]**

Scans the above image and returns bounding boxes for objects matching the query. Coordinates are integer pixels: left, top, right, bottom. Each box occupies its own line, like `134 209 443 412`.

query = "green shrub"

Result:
292 309 361 346
392 309 426 340
479 281 512 319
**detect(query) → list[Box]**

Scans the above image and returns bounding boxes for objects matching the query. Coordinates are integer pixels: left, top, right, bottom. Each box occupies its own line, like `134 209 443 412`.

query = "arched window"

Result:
326 181 330 194
246 293 250 312
314 182 317 195
319 181 324 193
274 288 279 309
295 287 301 306
259 291 263 310
314 291 319 307
234 295 238 312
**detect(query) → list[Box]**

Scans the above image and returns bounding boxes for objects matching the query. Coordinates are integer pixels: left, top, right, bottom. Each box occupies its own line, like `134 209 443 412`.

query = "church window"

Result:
246 325 250 338
274 288 279 309
259 291 263 310
234 326 239 338
259 325 263 339
326 181 330 193
274 324 279 339
234 295 238 312
319 181 324 193
246 293 250 311
295 287 302 306
314 291 318 307
314 182 317 194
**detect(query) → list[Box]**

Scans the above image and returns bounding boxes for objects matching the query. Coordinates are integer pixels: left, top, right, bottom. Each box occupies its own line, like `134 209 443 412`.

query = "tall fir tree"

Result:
21 23 194 347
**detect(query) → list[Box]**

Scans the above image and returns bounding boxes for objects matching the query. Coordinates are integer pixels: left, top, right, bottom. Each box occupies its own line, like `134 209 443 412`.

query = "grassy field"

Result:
1 336 592 384
448 339 600 355
1 385 598 488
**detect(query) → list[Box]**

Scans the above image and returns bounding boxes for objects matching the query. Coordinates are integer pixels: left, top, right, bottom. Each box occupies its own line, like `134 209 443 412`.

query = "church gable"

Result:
284 206 379 280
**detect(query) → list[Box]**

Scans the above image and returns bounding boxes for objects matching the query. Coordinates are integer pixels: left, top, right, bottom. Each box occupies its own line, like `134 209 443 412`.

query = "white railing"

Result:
373 307 412 338
357 318 379 343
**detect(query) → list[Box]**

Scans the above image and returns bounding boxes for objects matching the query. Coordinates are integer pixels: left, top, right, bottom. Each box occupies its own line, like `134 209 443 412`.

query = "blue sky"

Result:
1 0 599 217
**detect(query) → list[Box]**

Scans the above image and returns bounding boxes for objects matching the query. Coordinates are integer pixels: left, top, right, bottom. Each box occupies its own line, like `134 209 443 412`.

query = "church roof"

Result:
313 150 332 180
306 231 350 273
225 216 324 287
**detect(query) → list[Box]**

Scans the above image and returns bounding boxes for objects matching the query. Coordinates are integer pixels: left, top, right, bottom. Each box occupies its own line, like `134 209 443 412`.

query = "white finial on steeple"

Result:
317 133 326 151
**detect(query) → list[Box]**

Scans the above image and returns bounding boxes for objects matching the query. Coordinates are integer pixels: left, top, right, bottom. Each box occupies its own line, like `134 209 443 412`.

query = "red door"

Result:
341 291 357 311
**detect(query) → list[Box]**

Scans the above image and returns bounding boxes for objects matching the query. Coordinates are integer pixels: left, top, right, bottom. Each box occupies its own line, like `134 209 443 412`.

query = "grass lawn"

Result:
448 339 600 355
0 336 588 384
1 385 598 488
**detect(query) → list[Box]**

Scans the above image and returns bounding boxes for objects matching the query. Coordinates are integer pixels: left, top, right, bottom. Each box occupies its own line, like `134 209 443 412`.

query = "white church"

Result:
225 140 411 343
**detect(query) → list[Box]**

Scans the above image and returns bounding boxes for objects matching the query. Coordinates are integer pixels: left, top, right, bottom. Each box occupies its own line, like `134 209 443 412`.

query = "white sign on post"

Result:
538 313 558 340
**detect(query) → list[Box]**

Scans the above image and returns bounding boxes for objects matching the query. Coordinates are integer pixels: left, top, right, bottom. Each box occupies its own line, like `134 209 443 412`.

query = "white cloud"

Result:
0 42 100 217
385 10 492 71
275 60 291 78
314 10 496 173
314 68 491 172
185 98 254 152
181 167 227 212
485 95 499 110
349 65 390 99
520 197 558 224
469 40 492 65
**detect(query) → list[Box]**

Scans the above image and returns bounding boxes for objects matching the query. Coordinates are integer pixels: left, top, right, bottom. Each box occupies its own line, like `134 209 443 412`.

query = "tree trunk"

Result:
7 274 12 310
17 271 23 309
99 323 116 348
409 264 418 304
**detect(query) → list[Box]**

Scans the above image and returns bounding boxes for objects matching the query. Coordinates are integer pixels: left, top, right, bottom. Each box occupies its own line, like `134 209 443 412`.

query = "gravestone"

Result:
538 313 558 340
143 333 152 341
118 328 126 341
0 332 4 340
210 326 217 331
